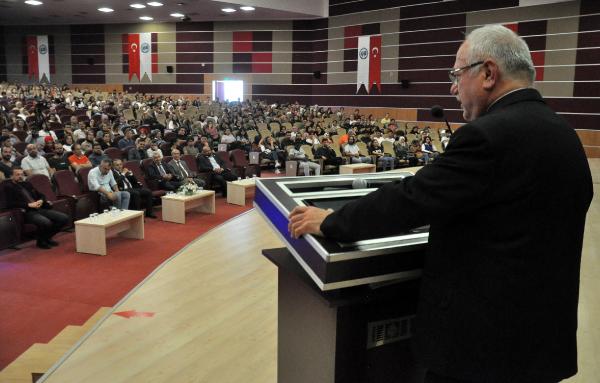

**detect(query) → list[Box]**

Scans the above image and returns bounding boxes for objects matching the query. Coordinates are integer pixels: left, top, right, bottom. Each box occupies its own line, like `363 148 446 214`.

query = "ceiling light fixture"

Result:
240 6 255 11
130 3 146 8
221 8 236 13
139 16 153 20
24 0 43 5
98 7 114 12
170 12 184 17
147 1 163 6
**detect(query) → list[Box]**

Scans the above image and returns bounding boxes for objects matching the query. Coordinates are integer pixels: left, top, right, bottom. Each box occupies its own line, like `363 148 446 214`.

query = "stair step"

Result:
0 307 112 383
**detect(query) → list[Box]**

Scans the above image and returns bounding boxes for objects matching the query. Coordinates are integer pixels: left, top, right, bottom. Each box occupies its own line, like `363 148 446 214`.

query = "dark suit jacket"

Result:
197 155 227 173
111 169 143 190
320 89 593 383
3 180 50 211
145 161 177 182
168 159 195 181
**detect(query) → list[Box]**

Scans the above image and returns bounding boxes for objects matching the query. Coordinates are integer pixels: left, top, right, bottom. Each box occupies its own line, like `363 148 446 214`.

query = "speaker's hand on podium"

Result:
288 206 333 239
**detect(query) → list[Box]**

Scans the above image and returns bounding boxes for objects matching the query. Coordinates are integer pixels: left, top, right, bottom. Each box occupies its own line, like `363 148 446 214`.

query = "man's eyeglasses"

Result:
448 61 484 84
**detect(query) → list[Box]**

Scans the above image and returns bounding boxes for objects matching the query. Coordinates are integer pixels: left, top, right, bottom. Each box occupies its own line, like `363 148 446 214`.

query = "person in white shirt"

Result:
288 139 320 176
343 137 372 164
220 128 236 145
21 144 53 178
87 159 130 210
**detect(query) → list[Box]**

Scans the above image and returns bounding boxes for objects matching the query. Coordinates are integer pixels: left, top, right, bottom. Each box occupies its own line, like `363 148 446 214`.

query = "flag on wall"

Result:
26 35 51 82
123 33 158 81
356 35 382 94
344 23 380 72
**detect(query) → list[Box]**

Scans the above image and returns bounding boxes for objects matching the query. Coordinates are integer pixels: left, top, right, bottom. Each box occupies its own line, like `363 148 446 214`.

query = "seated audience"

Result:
146 141 163 160
288 139 321 176
128 139 149 161
197 146 236 197
4 167 70 249
168 148 205 188
68 144 93 173
89 143 109 167
111 159 156 218
21 144 53 178
0 146 15 179
118 129 136 149
87 159 130 210
47 143 70 171
314 138 343 168
343 136 372 164
369 140 394 171
146 152 181 191
183 138 199 156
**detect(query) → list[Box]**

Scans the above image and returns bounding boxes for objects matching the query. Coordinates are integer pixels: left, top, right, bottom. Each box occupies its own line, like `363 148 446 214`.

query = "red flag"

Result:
27 36 38 80
128 34 140 81
369 35 382 94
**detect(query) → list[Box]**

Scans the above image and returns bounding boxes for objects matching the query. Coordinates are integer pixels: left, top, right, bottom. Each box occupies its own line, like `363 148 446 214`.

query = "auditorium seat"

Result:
53 169 98 219
104 147 123 161
125 160 166 199
182 154 198 173
230 149 260 177
0 180 23 250
27 174 74 227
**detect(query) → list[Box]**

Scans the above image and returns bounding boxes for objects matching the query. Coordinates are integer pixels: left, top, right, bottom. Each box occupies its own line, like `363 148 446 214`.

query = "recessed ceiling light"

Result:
221 8 236 13
24 0 43 5
130 3 145 8
139 15 153 20
170 12 184 17
240 6 255 11
147 1 162 6
98 7 114 12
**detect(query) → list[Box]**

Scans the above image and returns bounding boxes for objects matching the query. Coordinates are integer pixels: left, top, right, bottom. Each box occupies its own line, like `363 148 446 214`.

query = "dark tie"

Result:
158 164 166 176
177 161 188 177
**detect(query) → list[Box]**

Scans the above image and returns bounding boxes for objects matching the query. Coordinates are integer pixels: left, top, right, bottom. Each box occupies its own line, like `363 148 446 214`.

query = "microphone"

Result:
430 105 452 135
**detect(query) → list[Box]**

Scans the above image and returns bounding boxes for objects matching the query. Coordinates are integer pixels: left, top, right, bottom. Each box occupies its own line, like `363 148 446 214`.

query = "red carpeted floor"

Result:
0 196 253 369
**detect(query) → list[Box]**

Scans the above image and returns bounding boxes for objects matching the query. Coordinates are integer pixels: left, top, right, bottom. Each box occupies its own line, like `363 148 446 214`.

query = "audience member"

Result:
146 152 181 191
47 143 70 171
128 139 149 161
3 167 70 249
343 136 372 164
197 146 236 197
314 138 343 168
68 144 93 173
118 129 135 149
0 146 15 179
87 159 130 210
89 143 109 167
21 144 53 178
168 149 205 188
288 139 320 176
112 159 156 218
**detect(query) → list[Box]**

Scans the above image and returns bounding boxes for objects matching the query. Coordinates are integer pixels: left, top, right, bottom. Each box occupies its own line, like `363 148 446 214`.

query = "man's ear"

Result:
482 59 498 90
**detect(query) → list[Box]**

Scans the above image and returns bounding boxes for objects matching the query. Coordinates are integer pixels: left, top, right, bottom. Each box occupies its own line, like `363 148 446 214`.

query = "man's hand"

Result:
288 206 334 239
107 192 117 201
28 200 43 209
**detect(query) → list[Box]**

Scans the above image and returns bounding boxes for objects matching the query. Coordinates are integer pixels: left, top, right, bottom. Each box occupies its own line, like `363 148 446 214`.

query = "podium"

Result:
255 174 428 383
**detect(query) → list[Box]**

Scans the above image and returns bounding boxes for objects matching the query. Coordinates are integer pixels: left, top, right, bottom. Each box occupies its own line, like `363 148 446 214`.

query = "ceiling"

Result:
0 0 327 25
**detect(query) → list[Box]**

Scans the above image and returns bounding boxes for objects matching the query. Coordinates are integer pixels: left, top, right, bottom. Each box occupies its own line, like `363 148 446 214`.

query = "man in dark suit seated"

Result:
112 159 156 218
288 25 593 383
168 148 205 188
145 152 181 191
197 146 236 197
3 167 70 249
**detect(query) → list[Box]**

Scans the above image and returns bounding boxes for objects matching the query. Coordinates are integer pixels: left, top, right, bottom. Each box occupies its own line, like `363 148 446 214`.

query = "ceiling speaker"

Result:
166 65 174 73
313 70 321 79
